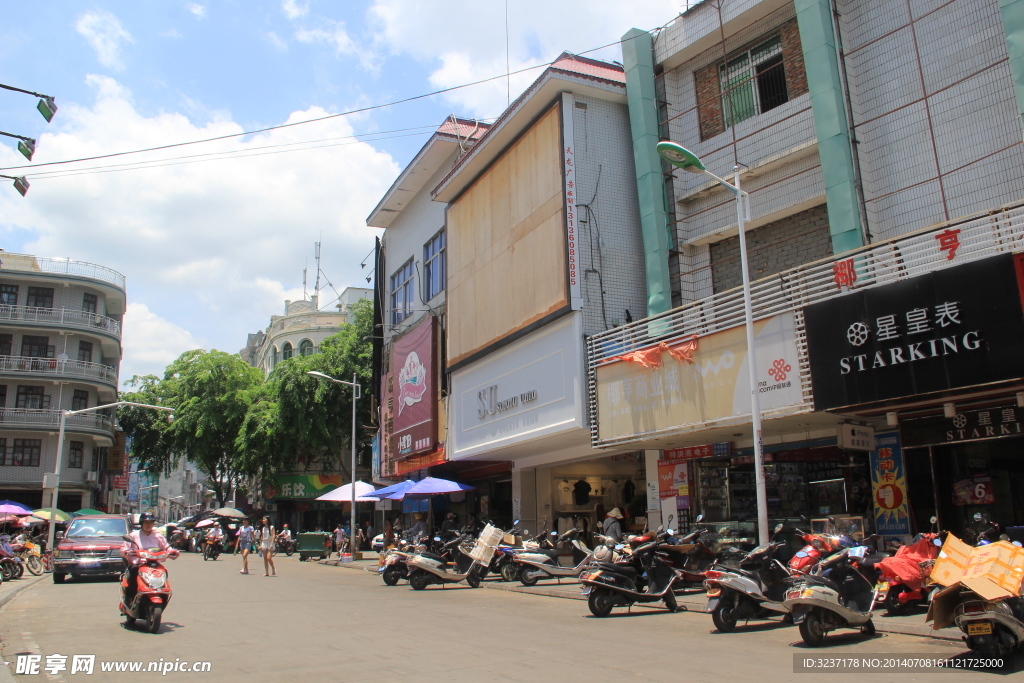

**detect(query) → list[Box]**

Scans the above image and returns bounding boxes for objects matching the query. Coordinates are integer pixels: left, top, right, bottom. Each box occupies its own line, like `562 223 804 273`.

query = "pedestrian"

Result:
237 518 255 575
258 516 276 576
362 521 373 550
334 524 348 556
383 519 395 550
603 508 624 544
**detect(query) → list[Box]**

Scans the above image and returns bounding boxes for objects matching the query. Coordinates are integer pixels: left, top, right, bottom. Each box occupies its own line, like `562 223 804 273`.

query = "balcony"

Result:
0 355 118 386
0 253 125 290
0 408 114 434
0 305 121 340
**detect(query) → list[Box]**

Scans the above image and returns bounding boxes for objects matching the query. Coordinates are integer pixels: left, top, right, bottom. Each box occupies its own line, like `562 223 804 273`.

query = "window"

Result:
390 259 415 325
72 389 88 411
0 385 7 407
21 336 52 358
78 341 93 363
423 230 447 301
69 441 84 468
299 339 314 356
6 439 41 467
92 446 107 471
26 287 54 309
0 285 17 306
82 293 98 314
16 386 48 409
720 37 787 129
282 342 293 360
0 334 10 356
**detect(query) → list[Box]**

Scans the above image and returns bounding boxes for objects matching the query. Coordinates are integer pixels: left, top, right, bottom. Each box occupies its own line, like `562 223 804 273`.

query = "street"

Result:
0 553 1020 682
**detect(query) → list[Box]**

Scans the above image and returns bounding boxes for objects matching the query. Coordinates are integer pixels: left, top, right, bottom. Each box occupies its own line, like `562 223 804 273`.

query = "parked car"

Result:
52 515 132 583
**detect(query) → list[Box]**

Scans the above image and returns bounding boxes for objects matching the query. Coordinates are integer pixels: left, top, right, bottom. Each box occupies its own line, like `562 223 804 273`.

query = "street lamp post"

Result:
46 401 173 551
656 141 769 546
308 371 361 556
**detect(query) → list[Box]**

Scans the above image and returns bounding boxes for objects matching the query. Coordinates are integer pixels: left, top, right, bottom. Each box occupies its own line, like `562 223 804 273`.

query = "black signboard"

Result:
901 405 1024 448
804 254 1024 410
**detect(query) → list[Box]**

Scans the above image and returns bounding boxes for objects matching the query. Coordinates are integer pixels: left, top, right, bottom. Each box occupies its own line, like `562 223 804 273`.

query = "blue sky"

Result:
0 1 680 382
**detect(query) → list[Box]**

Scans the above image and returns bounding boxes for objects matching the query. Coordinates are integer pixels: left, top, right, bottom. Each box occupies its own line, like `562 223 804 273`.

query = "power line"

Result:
0 27 663 175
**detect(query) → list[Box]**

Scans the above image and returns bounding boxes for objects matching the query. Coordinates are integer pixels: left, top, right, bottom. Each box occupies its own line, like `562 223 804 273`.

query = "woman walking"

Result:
237 518 255 575
259 516 276 576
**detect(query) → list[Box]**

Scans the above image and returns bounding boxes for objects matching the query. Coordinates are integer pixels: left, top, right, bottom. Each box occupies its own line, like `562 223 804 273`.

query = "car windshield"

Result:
65 518 128 539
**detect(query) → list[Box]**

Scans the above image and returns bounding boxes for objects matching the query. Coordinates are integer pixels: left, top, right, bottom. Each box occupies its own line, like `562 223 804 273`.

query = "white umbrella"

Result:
315 481 378 502
195 519 216 528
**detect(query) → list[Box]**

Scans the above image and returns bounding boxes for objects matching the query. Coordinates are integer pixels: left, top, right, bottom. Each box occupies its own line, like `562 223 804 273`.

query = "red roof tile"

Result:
549 52 625 83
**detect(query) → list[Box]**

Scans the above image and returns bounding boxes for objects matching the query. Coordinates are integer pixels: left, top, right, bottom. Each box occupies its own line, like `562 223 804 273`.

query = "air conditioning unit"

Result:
85 471 98 482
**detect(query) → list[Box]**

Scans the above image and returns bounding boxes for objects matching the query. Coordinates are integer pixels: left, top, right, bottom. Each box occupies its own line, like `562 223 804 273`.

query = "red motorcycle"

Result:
119 535 177 633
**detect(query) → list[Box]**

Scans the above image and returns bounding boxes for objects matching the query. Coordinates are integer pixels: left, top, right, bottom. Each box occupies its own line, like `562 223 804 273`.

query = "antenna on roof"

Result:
313 242 322 310
302 263 308 301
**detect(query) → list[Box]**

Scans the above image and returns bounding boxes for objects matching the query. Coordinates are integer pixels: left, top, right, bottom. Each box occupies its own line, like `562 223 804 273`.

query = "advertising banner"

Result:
596 313 804 442
266 474 343 500
869 432 911 536
391 316 437 460
901 405 1024 448
658 454 692 510
952 475 995 506
804 254 1024 410
107 433 126 472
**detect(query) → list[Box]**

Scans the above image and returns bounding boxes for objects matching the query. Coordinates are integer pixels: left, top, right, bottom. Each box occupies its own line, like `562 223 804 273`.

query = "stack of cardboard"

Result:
926 535 1024 630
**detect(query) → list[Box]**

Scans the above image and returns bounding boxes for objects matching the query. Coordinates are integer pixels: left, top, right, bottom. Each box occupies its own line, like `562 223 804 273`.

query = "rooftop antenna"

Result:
302 262 308 301
313 242 322 310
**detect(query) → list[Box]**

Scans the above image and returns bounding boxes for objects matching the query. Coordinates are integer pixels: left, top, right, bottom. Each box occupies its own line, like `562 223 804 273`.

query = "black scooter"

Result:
579 525 681 617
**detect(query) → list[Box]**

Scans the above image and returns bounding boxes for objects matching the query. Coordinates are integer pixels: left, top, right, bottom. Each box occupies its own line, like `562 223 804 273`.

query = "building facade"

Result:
0 252 125 512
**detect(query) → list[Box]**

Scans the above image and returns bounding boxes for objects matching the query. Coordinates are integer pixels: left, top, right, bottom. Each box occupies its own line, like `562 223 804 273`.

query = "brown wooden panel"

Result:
447 105 567 366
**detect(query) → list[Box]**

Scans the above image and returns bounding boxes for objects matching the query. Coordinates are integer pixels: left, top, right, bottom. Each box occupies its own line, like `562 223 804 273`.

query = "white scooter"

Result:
783 546 878 647
407 525 502 590
515 529 594 585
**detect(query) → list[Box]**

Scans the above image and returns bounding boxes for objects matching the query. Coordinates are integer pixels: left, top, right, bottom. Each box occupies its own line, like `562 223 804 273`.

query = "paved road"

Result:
0 553 1020 682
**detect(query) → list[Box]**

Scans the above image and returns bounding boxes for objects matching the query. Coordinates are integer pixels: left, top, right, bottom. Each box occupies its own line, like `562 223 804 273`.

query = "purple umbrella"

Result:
0 501 32 515
361 480 416 501
402 477 475 498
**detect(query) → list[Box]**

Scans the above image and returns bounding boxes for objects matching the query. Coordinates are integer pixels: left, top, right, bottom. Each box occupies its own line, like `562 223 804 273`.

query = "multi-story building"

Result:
0 252 125 512
240 287 372 376
582 0 1024 539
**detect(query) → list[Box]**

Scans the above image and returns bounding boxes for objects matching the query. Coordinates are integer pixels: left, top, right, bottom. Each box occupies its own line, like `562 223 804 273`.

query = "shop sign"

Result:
869 432 911 536
804 254 1024 410
664 442 732 461
392 317 438 459
561 92 583 311
901 405 1024 448
106 432 126 472
658 455 691 509
596 313 804 443
112 475 127 490
837 424 875 451
266 474 343 500
394 447 447 476
952 475 995 506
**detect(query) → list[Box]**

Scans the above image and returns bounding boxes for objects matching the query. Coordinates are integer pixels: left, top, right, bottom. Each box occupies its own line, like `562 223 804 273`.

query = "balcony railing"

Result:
586 198 1024 445
0 253 126 290
0 305 121 339
0 408 113 432
0 355 118 384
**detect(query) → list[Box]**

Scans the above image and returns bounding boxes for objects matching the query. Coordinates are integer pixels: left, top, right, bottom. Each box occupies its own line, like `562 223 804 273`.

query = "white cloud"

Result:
160 29 183 39
0 75 399 380
75 10 134 72
187 3 206 19
265 31 288 52
283 0 310 20
294 21 356 56
121 303 206 381
367 0 679 117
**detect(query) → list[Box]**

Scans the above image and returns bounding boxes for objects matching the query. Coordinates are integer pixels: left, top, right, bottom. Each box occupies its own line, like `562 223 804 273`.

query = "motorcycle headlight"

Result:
142 573 166 590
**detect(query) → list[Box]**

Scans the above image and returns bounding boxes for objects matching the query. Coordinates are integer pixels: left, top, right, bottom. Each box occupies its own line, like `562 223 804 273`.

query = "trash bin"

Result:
296 532 330 561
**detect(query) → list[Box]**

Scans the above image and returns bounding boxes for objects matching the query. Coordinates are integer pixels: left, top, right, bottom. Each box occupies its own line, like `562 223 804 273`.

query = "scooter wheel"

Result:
25 555 43 576
501 562 518 583
588 589 615 618
285 548 294 557
466 568 481 589
146 606 162 634
382 567 402 586
664 591 678 613
519 568 542 586
712 600 737 632
884 588 907 616
799 611 827 647
861 620 876 636
13 563 23 579
409 570 430 591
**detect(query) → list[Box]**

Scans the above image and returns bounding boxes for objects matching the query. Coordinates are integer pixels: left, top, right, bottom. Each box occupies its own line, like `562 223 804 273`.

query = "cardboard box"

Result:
926 536 1024 630
929 534 972 588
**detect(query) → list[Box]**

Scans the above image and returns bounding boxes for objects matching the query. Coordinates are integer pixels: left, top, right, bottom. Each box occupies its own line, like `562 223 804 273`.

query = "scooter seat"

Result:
800 573 843 594
596 562 638 579
418 552 446 563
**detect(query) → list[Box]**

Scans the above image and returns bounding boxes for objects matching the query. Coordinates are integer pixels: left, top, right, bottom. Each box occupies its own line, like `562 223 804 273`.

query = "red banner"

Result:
658 456 690 509
395 447 447 475
952 475 995 506
391 317 437 460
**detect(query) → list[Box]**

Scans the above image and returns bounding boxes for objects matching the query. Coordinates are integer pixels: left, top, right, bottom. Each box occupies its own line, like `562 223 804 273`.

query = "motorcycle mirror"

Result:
1014 541 1023 548
774 523 784 533
656 525 664 533
934 538 942 546
695 514 704 523
666 529 675 535
514 520 520 525
614 544 624 551
930 515 938 524
974 512 984 522
433 537 441 542
121 534 133 543
550 531 557 536
667 514 675 525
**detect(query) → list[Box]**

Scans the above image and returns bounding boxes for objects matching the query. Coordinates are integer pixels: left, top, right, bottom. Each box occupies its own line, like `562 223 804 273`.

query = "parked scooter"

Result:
493 525 557 582
379 532 449 586
658 515 722 585
0 535 24 581
784 545 880 646
406 531 489 590
874 517 943 615
704 523 795 631
119 534 178 634
515 529 594 586
10 533 43 576
580 521 682 617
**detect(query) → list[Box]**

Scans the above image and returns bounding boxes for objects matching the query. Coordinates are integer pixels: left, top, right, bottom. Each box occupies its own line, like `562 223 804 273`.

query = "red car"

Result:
52 515 133 583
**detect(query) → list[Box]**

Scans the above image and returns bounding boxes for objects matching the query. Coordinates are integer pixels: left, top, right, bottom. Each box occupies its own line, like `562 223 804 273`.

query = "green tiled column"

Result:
999 0 1024 127
795 0 864 254
622 28 673 318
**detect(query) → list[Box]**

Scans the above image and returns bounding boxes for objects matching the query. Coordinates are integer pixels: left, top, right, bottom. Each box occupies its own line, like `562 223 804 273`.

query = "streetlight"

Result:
46 401 173 551
656 141 769 546
307 370 361 556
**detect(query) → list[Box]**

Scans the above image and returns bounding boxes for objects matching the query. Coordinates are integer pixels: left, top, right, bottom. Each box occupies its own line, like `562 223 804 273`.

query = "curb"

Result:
0 573 47 683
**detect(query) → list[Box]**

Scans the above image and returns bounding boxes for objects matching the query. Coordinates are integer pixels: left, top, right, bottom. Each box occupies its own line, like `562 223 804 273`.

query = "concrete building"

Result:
240 287 371 376
0 252 125 512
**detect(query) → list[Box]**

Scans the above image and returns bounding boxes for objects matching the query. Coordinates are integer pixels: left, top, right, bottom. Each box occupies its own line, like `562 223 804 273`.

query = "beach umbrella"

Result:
212 507 245 518
31 509 70 522
361 480 416 500
402 477 475 498
195 519 217 528
71 508 104 516
0 501 32 515
315 481 379 502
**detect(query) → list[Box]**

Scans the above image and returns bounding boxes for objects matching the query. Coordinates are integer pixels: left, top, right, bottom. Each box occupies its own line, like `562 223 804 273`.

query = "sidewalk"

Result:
317 556 960 642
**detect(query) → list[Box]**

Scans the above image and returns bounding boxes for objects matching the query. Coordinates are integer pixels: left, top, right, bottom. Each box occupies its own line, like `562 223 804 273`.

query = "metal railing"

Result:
585 199 1024 445
0 305 121 338
0 253 126 290
0 355 118 384
0 408 113 432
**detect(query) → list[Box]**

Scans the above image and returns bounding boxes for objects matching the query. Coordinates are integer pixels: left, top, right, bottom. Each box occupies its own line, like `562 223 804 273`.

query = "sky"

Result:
0 1 683 384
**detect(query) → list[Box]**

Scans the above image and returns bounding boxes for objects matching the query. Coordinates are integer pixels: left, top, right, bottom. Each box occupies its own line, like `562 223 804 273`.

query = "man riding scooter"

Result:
203 524 223 560
121 514 177 610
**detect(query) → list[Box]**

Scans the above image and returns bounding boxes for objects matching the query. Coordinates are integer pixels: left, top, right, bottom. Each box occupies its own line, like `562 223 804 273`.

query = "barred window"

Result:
8 439 41 467
720 37 788 129
69 441 84 468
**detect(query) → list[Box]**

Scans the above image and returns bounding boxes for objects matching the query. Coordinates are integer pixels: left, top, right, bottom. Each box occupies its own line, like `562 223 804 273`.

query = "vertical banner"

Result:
658 454 691 510
391 317 438 459
869 432 911 536
561 92 583 311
